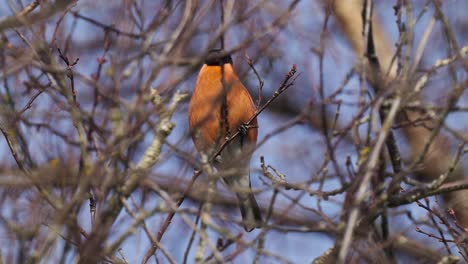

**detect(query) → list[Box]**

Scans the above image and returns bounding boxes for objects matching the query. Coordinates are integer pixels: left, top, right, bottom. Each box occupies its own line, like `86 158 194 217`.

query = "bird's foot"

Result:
238 123 258 136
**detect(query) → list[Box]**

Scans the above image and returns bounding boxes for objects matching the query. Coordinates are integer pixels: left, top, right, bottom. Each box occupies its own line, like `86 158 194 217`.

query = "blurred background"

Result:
0 0 467 263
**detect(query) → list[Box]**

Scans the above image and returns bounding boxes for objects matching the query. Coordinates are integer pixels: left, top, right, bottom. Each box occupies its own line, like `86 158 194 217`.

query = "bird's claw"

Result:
239 123 248 136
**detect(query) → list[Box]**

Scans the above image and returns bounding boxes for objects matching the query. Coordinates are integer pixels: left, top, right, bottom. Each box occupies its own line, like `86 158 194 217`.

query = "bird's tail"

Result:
218 153 262 231
237 192 262 232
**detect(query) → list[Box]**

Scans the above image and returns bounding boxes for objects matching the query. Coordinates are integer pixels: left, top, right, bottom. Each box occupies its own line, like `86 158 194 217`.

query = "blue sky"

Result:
0 0 466 263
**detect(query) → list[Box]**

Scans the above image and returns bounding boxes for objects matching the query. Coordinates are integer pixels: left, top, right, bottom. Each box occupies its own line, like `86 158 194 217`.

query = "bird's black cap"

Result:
204 49 233 66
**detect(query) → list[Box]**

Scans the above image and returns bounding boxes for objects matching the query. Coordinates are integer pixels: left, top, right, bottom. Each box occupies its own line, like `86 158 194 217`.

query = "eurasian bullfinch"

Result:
188 49 262 231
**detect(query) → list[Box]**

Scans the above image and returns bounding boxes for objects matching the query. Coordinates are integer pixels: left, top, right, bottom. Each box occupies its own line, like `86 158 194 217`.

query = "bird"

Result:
188 49 262 232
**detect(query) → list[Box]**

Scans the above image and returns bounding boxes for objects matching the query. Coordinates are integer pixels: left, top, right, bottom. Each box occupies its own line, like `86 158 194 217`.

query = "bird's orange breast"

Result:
188 64 257 153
